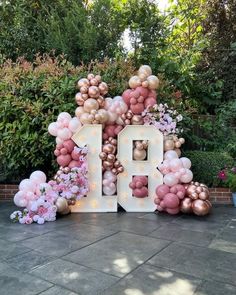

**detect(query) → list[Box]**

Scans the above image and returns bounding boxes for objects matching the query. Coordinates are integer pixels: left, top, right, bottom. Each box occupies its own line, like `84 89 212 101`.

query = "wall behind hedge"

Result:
0 55 135 183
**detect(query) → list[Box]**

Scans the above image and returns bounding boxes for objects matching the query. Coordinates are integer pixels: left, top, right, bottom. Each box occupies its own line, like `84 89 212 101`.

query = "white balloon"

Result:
30 170 47 184
48 122 58 136
57 112 72 122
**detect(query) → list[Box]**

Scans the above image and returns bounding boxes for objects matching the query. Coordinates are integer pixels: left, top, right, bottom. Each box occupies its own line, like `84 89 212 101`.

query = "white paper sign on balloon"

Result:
71 125 117 212
117 125 163 212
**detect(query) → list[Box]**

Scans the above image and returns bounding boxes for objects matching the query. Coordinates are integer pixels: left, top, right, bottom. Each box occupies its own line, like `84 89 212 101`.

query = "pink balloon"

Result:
180 169 193 183
56 137 64 145
144 97 156 108
133 187 148 198
166 207 180 215
164 150 179 160
133 176 148 186
136 181 143 189
180 157 191 169
156 184 170 199
154 197 160 205
136 86 149 97
156 205 164 212
63 140 75 153
69 117 81 133
60 148 68 155
122 89 132 106
57 128 72 141
103 171 117 182
68 160 80 168
13 191 26 207
57 154 71 167
19 179 36 192
48 122 58 136
170 158 183 172
130 103 145 114
57 112 72 122
54 149 60 156
103 185 116 196
71 149 81 160
163 173 179 186
163 193 180 209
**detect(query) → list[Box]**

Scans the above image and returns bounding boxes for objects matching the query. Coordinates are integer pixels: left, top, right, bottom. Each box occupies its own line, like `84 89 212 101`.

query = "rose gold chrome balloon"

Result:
192 199 210 216
180 198 192 213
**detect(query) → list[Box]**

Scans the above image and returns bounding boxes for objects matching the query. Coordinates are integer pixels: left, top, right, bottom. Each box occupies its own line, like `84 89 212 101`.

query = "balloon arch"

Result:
10 65 212 225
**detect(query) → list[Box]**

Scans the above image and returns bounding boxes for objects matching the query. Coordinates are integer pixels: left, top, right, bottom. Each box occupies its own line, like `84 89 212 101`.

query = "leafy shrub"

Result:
183 151 234 187
0 54 135 183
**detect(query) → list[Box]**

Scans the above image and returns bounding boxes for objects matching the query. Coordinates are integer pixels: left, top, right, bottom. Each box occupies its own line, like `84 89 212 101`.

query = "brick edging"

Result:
0 184 234 204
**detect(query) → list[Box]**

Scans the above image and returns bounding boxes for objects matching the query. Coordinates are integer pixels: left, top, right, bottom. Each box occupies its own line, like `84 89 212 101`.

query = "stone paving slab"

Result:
30 259 119 295
63 231 170 277
102 264 201 295
194 280 236 295
149 223 216 247
40 286 79 295
147 242 236 286
0 261 52 295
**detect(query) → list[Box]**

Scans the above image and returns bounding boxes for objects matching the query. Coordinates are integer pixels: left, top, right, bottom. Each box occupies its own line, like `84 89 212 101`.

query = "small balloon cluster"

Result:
182 182 212 215
133 140 148 161
155 184 186 214
129 176 148 198
75 74 109 124
164 135 185 157
155 149 211 216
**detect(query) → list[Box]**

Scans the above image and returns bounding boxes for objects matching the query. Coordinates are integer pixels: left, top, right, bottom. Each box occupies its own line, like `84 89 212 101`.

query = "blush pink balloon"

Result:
56 137 64 145
156 184 170 199
170 158 183 172
180 169 193 183
57 112 72 122
103 171 117 182
180 157 191 169
57 128 72 141
57 154 71 167
19 179 36 193
13 191 26 207
69 117 81 133
103 185 116 196
163 173 179 186
48 122 58 136
163 193 180 208
164 150 179 160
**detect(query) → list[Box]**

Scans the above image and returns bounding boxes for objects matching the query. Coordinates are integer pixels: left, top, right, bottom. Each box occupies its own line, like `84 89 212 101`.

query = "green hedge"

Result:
183 151 234 187
0 55 135 183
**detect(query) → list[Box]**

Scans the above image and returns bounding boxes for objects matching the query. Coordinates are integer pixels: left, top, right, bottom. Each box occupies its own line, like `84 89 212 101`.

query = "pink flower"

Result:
38 206 48 216
218 170 227 180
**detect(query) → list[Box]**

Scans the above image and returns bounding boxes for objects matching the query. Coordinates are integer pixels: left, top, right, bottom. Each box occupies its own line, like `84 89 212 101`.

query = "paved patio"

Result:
0 202 235 295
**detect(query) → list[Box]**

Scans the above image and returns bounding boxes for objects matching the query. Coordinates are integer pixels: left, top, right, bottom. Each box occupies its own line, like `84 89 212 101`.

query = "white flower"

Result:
176 114 183 122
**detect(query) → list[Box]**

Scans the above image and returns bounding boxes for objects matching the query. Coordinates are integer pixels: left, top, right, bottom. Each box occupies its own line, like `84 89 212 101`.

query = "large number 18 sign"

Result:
71 125 163 212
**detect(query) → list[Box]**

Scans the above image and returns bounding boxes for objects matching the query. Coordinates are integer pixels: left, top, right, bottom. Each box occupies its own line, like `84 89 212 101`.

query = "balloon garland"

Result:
10 65 212 224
